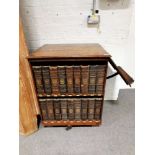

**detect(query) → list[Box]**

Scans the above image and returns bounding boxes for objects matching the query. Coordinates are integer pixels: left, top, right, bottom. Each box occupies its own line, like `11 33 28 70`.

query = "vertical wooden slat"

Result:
19 18 40 135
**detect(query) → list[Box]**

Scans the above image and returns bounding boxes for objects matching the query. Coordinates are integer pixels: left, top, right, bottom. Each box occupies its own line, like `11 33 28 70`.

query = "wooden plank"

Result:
19 18 40 135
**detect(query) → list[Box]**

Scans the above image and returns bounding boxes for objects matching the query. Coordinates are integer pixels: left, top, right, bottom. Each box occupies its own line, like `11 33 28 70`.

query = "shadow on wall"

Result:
105 65 118 100
99 0 130 10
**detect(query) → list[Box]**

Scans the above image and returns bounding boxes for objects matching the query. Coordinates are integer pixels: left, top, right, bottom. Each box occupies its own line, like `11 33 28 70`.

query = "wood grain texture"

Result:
28 44 111 59
19 18 40 135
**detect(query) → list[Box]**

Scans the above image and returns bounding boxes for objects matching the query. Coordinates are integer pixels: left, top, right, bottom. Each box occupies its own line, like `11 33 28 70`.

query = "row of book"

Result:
32 65 106 95
39 98 103 121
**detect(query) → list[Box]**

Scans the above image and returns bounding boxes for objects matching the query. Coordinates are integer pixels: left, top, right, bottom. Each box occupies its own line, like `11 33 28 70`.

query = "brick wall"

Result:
20 0 134 100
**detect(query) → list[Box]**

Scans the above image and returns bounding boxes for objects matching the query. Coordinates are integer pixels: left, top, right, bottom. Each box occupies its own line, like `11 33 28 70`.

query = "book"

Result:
42 66 52 95
46 99 55 120
61 99 68 120
49 66 60 94
96 65 106 94
96 85 104 94
94 98 103 120
53 99 61 120
68 99 74 120
88 98 95 120
58 66 67 94
32 66 44 95
74 98 81 120
73 66 81 94
88 65 97 94
81 65 89 94
81 99 88 120
66 66 74 94
39 99 48 120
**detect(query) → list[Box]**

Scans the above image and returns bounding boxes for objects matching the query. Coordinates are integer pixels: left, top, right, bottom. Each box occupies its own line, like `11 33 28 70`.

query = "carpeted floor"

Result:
20 89 135 155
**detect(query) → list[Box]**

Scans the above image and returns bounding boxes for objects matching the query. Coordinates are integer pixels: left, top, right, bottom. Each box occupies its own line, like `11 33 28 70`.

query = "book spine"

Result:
88 65 97 94
94 98 103 120
53 99 61 120
50 66 60 94
42 66 52 95
88 98 95 120
39 99 48 120
66 66 74 94
68 99 74 120
32 66 44 95
73 66 81 94
81 99 88 120
81 65 89 94
58 66 67 94
74 99 81 120
46 99 55 120
96 65 107 94
61 99 68 120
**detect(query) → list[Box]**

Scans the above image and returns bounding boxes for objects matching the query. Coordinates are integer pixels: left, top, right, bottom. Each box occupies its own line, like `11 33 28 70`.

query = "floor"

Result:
20 89 135 155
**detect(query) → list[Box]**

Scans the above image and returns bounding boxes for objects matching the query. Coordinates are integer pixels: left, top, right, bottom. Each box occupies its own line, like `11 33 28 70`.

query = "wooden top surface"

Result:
28 44 111 59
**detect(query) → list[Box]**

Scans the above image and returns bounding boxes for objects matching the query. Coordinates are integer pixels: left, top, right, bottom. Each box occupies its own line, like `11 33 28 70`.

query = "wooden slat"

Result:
19 18 40 135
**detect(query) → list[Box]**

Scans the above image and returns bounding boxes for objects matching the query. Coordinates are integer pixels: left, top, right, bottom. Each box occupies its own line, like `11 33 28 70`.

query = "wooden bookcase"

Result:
28 44 111 127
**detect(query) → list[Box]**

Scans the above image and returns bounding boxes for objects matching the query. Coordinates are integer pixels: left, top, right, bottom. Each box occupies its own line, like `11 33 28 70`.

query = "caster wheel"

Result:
66 126 72 131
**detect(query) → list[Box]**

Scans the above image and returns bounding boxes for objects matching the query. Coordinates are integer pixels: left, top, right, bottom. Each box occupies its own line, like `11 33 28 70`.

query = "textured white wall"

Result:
20 0 134 100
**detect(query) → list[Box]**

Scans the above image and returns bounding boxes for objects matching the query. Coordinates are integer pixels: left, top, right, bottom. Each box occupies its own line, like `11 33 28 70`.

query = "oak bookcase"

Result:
28 43 132 128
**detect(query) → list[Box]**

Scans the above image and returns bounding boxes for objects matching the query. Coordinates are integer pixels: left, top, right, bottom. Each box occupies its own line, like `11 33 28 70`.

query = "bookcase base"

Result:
42 120 101 127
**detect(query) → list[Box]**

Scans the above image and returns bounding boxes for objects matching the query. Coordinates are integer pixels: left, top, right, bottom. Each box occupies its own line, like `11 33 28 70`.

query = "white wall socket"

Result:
87 15 100 25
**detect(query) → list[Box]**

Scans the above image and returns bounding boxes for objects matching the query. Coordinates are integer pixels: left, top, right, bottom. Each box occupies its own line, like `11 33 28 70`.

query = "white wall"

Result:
20 0 135 100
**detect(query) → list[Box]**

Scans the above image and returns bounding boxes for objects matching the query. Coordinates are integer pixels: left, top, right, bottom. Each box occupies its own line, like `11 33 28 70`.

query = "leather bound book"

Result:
58 66 67 94
94 98 103 120
88 65 97 94
81 99 88 120
68 99 74 120
53 99 61 120
96 85 104 94
61 99 68 120
49 66 60 94
32 66 44 95
73 66 81 94
81 65 89 94
88 98 95 120
39 99 48 120
46 99 55 120
96 65 106 94
74 98 81 120
42 66 52 95
66 66 74 94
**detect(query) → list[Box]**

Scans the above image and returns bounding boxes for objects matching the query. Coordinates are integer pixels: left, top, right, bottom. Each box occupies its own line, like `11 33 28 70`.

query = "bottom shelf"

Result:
42 120 101 127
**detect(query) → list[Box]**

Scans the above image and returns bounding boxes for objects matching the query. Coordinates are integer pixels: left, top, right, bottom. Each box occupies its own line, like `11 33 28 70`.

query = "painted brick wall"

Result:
20 0 135 100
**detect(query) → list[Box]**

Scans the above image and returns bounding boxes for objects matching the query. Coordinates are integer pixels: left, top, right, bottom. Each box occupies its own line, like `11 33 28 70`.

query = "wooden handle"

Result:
108 58 134 86
117 66 134 86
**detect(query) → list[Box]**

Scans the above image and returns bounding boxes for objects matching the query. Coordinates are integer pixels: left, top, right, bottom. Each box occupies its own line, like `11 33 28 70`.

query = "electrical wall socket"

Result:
87 15 100 25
